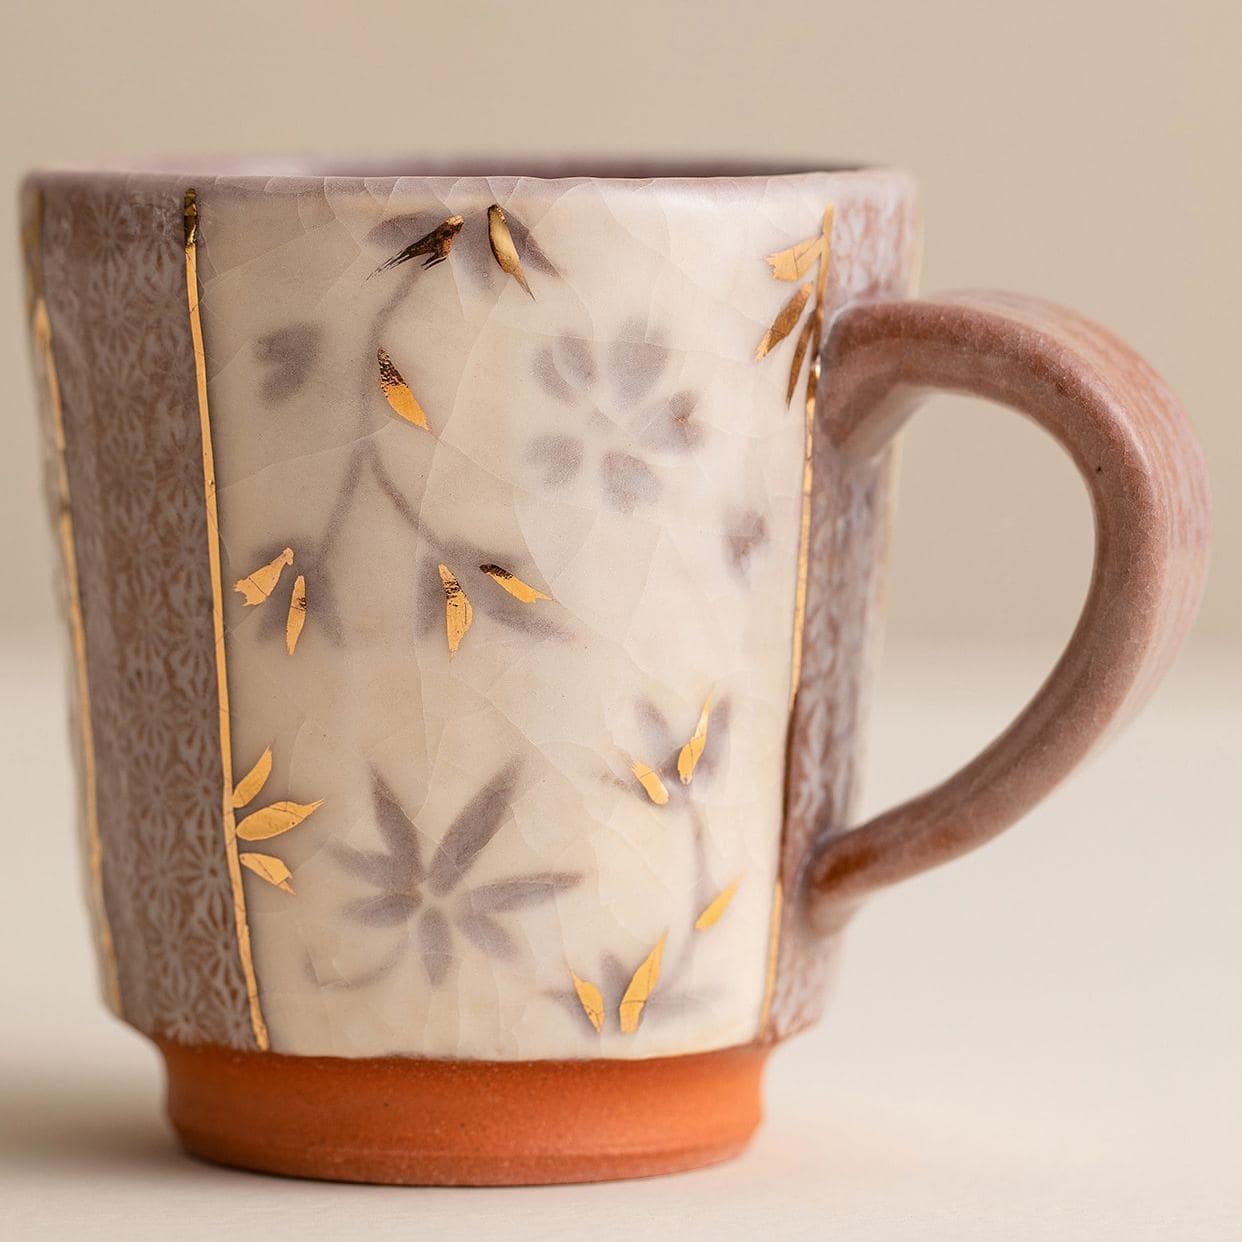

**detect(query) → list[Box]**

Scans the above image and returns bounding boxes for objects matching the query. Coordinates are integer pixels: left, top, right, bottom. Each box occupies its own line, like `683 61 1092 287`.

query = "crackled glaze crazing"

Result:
29 168 919 1060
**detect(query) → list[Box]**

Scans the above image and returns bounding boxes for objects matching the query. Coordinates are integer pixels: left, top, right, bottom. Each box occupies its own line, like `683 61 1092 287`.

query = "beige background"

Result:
1 1 1238 1236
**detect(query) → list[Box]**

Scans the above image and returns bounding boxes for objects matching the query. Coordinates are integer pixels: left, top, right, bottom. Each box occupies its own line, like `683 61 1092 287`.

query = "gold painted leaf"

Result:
286 573 307 654
487 204 533 298
233 547 293 606
619 933 666 1034
480 563 550 603
787 312 816 405
232 746 273 809
695 878 741 931
370 214 465 276
438 564 473 654
236 799 324 842
631 761 669 806
755 284 812 361
571 972 605 1032
377 347 429 430
239 851 294 895
765 233 827 282
677 694 713 784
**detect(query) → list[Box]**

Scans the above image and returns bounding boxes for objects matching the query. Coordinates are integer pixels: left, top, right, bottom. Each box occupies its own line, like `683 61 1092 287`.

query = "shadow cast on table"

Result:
0 1063 183 1177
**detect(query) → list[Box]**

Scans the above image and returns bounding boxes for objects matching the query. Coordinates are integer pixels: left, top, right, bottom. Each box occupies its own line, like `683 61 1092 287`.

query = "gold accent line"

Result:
787 370 816 708
30 195 122 1012
787 204 834 708
758 880 783 1033
184 188 269 1050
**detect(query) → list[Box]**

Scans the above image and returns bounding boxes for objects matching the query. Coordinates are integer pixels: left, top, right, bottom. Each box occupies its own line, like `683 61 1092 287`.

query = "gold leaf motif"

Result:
695 878 741 931
631 761 669 806
233 547 293 606
677 694 713 784
438 564 473 654
765 234 826 282
370 215 464 276
755 284 813 361
571 972 605 1032
486 204 533 298
236 799 325 842
377 347 429 430
286 573 307 654
619 933 667 1034
239 852 295 895
232 746 273 809
480 563 550 603
787 313 816 405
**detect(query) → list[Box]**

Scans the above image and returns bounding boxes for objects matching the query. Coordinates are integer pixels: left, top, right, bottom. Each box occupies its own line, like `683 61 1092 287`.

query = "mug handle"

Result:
806 292 1211 928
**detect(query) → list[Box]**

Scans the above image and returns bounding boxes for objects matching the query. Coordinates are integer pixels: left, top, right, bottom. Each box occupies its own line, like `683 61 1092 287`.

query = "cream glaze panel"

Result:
199 172 855 1060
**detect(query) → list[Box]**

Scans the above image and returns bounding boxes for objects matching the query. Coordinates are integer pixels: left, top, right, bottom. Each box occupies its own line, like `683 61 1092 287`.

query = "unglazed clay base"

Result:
160 1039 766 1185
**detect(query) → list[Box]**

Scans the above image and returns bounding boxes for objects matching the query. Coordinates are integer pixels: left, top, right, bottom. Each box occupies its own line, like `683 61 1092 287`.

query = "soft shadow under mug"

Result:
21 161 1209 1184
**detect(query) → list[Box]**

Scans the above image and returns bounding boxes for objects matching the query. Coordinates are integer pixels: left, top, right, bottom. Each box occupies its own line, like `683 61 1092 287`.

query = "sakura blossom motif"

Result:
526 323 705 513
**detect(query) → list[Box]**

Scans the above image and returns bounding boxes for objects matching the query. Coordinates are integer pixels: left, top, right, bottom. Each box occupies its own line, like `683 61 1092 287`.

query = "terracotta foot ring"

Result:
159 1039 767 1185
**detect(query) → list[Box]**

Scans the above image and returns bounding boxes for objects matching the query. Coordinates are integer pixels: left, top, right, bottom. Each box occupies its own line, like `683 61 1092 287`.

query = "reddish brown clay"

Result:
159 1039 767 1185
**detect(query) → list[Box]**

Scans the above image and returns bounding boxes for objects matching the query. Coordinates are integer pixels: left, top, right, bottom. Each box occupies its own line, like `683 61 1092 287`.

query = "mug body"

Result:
22 161 919 1182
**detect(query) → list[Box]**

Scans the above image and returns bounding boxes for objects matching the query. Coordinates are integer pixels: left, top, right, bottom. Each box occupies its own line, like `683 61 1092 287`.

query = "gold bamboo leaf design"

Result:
239 852 295 895
233 547 293 606
377 347 429 430
438 564 473 654
571 972 605 1032
232 746 273 809
486 204 533 298
370 215 464 277
755 284 813 361
695 878 741 931
236 799 325 842
619 933 667 1034
787 313 816 405
765 234 827 282
480 563 550 603
631 761 669 806
677 694 713 784
286 573 307 654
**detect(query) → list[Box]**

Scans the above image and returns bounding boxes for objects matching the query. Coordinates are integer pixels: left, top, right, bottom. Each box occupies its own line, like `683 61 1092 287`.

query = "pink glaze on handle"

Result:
807 292 1211 924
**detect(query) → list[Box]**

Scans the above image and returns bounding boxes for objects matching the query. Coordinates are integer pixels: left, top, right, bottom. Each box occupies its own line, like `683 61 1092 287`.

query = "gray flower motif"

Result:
527 320 705 513
333 762 582 987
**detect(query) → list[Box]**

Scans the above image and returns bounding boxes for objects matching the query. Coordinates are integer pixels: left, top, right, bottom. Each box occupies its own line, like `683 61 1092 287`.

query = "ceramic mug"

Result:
21 161 1210 1185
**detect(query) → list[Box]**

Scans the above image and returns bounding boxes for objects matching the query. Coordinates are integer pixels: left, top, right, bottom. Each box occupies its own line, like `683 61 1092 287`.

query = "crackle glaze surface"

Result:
27 167 919 1060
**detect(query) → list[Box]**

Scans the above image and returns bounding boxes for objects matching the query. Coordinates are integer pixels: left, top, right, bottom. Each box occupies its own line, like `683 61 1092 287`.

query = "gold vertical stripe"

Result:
31 222 122 1012
770 206 835 1033
787 361 817 708
184 188 269 1050
787 204 834 708
757 880 783 1033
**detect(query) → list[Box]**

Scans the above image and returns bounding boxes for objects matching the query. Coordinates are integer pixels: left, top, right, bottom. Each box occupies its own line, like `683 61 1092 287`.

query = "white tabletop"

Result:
2 640 1238 1240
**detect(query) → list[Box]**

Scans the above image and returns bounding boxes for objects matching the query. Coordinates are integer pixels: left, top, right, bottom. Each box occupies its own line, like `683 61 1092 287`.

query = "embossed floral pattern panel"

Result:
193 170 916 1060
35 178 258 1049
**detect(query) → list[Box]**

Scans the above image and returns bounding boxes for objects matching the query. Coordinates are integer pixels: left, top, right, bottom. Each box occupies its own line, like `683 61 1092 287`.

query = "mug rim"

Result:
23 156 909 190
